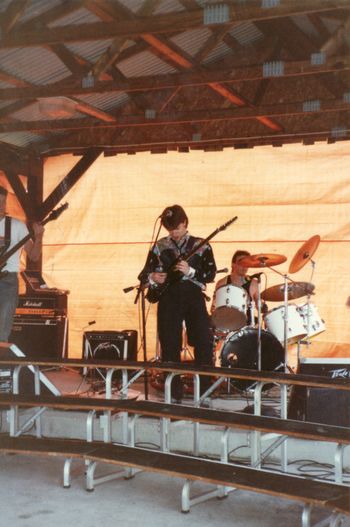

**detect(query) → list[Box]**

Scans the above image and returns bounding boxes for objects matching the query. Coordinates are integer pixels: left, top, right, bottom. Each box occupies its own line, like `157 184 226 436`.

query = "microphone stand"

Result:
123 220 163 401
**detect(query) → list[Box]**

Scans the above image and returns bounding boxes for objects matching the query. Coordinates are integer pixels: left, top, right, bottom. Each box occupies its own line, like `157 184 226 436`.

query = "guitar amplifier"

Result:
289 358 350 426
83 330 138 362
9 316 68 360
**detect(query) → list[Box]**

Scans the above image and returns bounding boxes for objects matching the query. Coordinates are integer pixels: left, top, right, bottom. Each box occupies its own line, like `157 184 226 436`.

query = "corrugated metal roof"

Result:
154 0 185 14
170 28 213 58
0 100 12 109
320 15 342 35
0 47 70 85
118 50 177 77
203 41 233 65
0 0 12 13
48 6 101 27
114 0 147 14
76 91 129 112
10 100 83 121
230 22 264 46
16 0 62 23
291 14 323 41
0 132 43 148
65 39 116 65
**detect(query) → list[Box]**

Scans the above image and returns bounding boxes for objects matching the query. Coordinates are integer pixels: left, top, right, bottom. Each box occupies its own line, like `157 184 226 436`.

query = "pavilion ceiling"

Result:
0 0 349 162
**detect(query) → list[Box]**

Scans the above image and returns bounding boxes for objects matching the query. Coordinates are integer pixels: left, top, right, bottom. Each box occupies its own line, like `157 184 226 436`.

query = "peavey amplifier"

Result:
83 330 138 362
82 330 138 383
289 358 350 427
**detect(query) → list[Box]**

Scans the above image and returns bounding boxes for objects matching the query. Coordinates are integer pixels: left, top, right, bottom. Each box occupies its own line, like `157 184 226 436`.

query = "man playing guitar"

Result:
0 186 44 342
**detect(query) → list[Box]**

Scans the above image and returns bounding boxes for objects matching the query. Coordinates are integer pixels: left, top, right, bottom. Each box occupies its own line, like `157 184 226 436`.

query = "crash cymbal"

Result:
289 235 321 274
238 253 287 268
261 281 315 302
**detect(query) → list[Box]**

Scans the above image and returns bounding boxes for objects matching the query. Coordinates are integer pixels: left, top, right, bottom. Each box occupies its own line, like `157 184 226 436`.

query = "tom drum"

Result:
264 304 307 344
212 284 248 332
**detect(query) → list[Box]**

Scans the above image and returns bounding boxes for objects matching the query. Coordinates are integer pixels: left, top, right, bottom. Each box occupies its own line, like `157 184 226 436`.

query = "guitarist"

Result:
139 204 217 403
0 186 44 342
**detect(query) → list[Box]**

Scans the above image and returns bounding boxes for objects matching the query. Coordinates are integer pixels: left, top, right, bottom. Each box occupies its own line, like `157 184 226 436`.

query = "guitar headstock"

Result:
46 202 69 223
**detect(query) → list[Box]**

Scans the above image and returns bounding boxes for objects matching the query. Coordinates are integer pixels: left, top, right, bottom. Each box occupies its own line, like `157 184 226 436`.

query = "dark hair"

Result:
232 250 250 264
0 186 8 197
161 204 188 230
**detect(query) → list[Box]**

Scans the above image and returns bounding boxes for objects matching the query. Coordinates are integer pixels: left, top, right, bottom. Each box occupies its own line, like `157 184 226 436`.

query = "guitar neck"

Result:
0 213 56 270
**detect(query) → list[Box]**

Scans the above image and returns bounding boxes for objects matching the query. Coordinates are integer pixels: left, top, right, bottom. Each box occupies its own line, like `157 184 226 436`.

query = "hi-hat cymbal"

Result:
289 235 321 274
238 253 287 268
261 281 315 302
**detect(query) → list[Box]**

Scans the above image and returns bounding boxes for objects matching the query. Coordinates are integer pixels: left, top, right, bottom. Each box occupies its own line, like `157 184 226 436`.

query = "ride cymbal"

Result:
289 235 320 274
239 253 287 268
261 281 315 302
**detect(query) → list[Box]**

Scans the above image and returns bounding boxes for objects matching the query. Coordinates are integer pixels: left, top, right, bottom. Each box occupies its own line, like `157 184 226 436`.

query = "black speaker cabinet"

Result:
289 358 350 427
9 316 68 360
83 330 138 362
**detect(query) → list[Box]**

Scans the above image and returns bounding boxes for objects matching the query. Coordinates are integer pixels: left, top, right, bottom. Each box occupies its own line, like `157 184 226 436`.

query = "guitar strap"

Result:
0 216 11 257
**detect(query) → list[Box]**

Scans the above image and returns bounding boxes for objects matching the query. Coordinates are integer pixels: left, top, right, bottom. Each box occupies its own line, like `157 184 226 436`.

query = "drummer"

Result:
211 250 259 323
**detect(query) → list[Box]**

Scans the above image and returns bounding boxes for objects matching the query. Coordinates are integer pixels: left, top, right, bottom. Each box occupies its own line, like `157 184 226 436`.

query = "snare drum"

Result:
212 284 248 332
264 304 307 343
297 302 325 338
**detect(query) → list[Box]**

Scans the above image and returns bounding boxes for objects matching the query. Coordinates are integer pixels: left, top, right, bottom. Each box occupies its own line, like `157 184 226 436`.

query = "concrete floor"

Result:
0 369 349 527
2 452 349 527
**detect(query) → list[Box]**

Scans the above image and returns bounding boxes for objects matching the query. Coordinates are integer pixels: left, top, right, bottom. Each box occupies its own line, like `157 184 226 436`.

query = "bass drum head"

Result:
220 327 284 391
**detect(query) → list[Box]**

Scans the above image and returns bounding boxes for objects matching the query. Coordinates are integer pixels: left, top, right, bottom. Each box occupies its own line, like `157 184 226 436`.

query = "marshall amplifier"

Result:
9 316 68 360
16 294 68 317
289 358 350 427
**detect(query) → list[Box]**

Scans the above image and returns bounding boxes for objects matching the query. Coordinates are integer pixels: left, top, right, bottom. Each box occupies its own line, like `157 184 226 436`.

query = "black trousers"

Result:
157 281 213 398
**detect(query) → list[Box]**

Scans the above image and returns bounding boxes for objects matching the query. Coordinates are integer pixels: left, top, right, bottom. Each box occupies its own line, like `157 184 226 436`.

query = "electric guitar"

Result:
0 203 68 279
146 215 238 303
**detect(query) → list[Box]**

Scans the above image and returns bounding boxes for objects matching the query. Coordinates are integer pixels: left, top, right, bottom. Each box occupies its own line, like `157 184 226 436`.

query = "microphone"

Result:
160 209 173 220
249 272 264 280
216 267 228 274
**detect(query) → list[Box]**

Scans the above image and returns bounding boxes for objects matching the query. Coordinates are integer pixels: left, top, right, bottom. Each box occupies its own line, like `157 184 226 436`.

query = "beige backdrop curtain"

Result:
38 142 350 363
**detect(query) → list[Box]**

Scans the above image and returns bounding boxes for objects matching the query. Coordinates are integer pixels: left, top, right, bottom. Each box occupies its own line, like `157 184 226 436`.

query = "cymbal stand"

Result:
263 265 292 373
255 276 263 371
297 259 316 366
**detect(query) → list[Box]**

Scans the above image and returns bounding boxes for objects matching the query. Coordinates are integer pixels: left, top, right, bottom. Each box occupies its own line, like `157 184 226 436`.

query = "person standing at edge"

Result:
0 186 44 342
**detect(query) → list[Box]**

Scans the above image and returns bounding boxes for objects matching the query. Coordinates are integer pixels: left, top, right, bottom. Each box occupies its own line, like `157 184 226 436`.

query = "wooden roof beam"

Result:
1 1 349 48
1 0 30 34
1 98 348 134
39 147 102 220
1 55 348 101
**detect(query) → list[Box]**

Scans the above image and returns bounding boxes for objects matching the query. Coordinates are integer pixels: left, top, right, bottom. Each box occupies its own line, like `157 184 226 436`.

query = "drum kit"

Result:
213 235 325 387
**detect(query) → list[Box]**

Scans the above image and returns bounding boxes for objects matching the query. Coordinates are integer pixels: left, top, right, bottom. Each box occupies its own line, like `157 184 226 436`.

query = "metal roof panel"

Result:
48 6 101 27
65 39 116 64
118 51 177 77
0 47 70 85
170 28 213 58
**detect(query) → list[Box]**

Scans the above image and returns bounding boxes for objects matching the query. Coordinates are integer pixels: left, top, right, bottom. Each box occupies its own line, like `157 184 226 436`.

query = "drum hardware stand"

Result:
296 259 316 368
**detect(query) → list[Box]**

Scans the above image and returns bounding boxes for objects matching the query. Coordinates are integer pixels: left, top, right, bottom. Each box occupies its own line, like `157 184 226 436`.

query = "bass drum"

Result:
220 327 284 391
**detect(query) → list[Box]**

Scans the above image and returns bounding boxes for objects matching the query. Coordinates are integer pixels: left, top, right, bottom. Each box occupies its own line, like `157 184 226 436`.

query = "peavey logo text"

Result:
329 368 350 379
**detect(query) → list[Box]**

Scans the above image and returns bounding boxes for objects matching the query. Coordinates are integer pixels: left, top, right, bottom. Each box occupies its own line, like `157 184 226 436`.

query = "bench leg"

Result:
181 479 236 513
86 410 96 442
85 460 141 491
302 504 311 527
63 458 73 488
334 444 345 484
